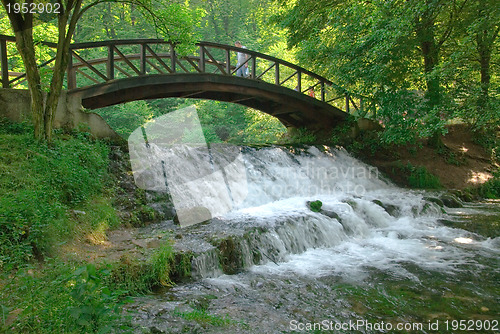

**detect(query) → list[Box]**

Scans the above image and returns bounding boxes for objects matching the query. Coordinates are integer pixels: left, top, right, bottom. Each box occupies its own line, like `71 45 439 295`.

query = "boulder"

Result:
440 194 463 208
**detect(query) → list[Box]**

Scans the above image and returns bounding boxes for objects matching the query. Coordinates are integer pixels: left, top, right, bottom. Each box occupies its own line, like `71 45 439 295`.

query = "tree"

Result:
273 0 474 144
2 0 88 142
1 0 199 143
472 0 499 119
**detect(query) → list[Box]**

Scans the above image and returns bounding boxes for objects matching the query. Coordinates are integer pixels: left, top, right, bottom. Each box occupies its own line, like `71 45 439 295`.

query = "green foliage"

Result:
149 241 176 287
309 200 322 213
174 308 235 327
478 171 500 199
0 122 115 268
406 164 442 189
377 90 447 145
287 127 317 144
64 264 131 333
275 0 500 144
0 262 132 333
96 100 155 139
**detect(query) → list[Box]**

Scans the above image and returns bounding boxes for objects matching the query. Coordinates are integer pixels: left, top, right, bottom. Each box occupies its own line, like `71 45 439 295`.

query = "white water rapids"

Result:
217 146 498 281
135 144 499 280
129 144 499 334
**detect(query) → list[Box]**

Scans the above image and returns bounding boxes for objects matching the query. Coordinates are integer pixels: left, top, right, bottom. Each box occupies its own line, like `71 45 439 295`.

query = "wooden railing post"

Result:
251 56 256 79
140 43 146 75
321 82 325 102
275 62 279 85
297 71 301 92
225 48 231 75
1 39 9 88
345 93 350 113
107 45 114 80
199 45 205 72
170 44 176 73
67 49 76 89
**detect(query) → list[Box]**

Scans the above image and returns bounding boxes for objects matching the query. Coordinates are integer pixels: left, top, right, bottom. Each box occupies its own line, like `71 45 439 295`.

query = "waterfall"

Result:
135 144 496 280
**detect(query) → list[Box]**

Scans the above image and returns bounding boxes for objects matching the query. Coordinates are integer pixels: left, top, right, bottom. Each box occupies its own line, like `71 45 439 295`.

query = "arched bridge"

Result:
1 36 371 129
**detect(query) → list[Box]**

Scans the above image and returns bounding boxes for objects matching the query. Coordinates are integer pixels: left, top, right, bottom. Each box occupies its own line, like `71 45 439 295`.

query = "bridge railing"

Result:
0 35 374 117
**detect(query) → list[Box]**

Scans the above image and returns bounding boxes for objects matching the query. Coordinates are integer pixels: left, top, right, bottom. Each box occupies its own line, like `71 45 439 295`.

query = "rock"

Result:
372 200 400 217
306 200 323 212
149 326 166 334
423 197 444 207
451 189 474 202
131 239 148 248
320 209 341 221
218 236 243 275
437 219 456 227
440 194 463 208
147 239 163 249
173 207 212 227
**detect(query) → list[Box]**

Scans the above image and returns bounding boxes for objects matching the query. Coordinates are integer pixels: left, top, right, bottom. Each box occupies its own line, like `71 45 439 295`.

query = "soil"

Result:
365 124 498 190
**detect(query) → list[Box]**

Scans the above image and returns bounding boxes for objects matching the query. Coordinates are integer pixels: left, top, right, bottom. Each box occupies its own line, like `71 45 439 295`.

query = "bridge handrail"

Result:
0 35 375 117
65 39 334 86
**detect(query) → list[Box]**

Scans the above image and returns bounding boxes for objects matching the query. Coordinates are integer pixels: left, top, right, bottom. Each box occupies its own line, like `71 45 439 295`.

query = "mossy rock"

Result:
218 236 244 275
170 252 194 282
306 200 323 212
439 194 463 208
372 200 400 217
423 197 444 207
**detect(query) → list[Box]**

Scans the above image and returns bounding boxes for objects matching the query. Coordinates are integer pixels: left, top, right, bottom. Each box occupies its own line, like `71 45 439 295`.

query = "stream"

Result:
127 145 499 333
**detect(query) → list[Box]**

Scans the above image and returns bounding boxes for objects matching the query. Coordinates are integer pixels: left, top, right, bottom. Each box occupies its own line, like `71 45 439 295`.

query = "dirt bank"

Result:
366 124 498 190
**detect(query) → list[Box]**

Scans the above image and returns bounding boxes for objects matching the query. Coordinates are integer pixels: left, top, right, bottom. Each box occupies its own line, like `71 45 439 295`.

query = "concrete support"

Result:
0 88 122 142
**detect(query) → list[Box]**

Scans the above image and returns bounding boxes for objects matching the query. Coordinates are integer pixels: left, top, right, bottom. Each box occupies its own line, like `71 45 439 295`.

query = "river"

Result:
127 145 499 333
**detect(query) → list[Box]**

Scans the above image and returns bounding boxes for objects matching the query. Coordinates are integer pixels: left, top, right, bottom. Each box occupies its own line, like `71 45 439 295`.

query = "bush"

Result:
406 164 442 189
478 171 500 199
0 127 114 268
0 263 132 333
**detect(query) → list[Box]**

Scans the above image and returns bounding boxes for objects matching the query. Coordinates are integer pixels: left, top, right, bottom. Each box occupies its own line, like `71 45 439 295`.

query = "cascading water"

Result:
130 145 499 333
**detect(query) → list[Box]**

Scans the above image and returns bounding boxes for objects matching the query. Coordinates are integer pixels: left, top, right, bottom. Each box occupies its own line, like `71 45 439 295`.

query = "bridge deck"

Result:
0 36 371 129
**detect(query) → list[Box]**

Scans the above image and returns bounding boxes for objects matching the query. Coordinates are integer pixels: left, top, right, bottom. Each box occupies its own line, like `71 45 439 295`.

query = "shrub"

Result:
406 164 442 189
478 171 500 199
0 126 114 268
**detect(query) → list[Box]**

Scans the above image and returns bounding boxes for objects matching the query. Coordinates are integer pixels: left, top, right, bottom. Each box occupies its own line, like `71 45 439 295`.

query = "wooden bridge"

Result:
1 36 371 129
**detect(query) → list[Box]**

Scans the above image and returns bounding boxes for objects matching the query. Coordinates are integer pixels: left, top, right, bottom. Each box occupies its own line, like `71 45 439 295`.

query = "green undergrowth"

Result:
0 261 137 333
0 120 116 269
0 243 191 333
0 119 191 332
477 170 500 199
388 162 442 190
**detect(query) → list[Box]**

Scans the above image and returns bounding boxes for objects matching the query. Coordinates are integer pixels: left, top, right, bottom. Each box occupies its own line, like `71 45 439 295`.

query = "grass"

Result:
405 163 442 189
0 121 114 269
0 119 192 333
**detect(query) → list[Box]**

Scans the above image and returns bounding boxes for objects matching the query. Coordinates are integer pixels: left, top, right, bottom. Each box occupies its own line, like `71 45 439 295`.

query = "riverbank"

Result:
361 124 498 195
0 119 498 333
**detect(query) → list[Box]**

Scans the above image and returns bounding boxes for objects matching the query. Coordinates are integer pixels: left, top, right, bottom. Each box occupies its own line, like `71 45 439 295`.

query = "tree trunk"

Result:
477 35 491 115
14 29 46 140
475 0 498 118
42 5 77 143
416 14 441 110
415 4 443 148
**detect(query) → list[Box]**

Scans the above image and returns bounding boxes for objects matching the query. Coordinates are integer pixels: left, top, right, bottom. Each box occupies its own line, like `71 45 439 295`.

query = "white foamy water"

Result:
135 142 498 280
210 146 498 281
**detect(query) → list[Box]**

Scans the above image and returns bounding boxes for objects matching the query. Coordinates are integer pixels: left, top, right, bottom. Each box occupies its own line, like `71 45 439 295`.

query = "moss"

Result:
217 236 244 275
308 200 323 212
171 252 193 282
